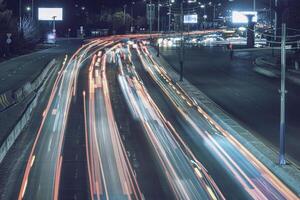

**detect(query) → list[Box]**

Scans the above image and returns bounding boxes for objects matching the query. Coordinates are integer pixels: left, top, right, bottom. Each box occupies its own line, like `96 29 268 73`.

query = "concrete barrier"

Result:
0 59 56 112
0 59 57 163
0 91 15 111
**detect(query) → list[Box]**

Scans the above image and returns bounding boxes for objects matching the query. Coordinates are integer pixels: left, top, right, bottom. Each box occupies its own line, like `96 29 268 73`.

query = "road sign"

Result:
6 33 12 44
6 38 12 44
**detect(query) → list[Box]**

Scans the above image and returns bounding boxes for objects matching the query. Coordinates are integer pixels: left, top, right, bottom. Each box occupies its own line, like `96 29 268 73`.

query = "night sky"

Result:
5 0 273 15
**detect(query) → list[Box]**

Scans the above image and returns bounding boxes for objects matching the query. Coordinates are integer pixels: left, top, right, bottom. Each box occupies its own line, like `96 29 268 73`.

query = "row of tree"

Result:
0 0 39 57
80 8 147 34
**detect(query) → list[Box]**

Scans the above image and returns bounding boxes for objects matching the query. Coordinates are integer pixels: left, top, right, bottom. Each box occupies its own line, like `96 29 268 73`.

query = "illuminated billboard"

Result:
232 11 257 24
38 8 63 21
184 14 198 24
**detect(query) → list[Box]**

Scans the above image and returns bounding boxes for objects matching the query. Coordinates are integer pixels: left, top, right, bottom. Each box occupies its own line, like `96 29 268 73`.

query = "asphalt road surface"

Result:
159 46 300 162
0 39 82 93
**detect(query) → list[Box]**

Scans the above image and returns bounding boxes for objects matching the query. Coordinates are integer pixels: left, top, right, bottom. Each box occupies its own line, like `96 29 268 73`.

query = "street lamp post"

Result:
31 0 34 20
149 0 153 36
180 1 184 81
279 23 287 165
157 1 160 32
123 5 127 25
168 1 172 32
274 0 278 40
19 0 22 31
131 2 135 31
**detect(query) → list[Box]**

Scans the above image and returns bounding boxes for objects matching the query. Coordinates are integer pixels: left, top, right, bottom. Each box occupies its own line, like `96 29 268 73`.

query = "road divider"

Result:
0 59 57 112
0 58 59 163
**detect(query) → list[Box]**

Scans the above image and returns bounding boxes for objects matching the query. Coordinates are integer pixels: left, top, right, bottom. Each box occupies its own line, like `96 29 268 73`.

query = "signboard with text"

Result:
232 11 257 24
38 8 63 21
184 14 198 24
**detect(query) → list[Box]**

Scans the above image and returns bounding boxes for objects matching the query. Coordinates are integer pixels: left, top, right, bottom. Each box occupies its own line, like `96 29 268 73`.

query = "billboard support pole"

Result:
52 16 57 44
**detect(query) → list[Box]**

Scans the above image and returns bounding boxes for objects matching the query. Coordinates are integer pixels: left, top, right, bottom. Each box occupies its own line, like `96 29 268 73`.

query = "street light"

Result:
158 1 161 32
123 4 127 25
131 2 135 31
19 0 22 31
168 1 172 32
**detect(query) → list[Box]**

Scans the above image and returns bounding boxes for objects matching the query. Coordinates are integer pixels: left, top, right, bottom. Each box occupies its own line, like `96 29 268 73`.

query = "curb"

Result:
149 47 300 196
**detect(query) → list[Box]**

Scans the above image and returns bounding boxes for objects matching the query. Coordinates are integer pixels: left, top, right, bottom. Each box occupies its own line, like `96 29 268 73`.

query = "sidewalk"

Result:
254 55 300 85
149 46 300 196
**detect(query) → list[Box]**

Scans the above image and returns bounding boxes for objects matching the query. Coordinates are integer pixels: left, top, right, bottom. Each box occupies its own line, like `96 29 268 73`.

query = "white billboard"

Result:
232 11 257 24
38 8 63 21
184 14 198 24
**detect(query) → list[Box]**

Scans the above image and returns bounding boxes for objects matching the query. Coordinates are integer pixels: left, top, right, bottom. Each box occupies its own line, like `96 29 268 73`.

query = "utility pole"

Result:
279 23 287 165
168 0 171 32
131 2 135 32
213 5 216 21
123 5 127 25
32 0 34 20
253 0 256 11
19 0 22 31
180 2 184 81
274 0 278 40
150 0 153 36
157 0 160 32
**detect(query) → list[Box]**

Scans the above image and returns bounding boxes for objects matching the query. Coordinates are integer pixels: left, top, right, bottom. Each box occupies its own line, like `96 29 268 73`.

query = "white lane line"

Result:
48 133 54 152
53 111 60 132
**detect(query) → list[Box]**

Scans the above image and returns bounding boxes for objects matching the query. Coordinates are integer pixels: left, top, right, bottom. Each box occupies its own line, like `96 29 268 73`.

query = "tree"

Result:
0 0 16 33
0 0 17 56
112 11 132 34
21 17 40 45
136 16 147 30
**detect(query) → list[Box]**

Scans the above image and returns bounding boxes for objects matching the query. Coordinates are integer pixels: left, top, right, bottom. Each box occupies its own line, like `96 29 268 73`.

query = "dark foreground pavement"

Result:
160 46 300 162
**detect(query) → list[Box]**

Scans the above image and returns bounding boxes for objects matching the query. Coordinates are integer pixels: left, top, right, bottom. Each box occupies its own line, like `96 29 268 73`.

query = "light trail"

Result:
18 39 112 200
137 42 299 200
116 46 225 200
83 49 143 200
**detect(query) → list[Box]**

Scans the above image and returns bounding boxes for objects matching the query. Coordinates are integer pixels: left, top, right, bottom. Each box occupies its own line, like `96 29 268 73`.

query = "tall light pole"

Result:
31 0 34 20
123 5 127 25
279 23 287 165
180 1 184 81
168 1 172 32
157 1 161 32
253 0 256 11
131 2 135 30
274 0 278 40
19 0 22 31
150 0 153 36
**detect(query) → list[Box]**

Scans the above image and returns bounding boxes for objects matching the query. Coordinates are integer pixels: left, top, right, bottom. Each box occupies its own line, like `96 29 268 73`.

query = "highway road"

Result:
83 49 143 200
1 34 298 200
116 46 225 200
159 46 300 162
17 39 110 200
134 43 298 200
